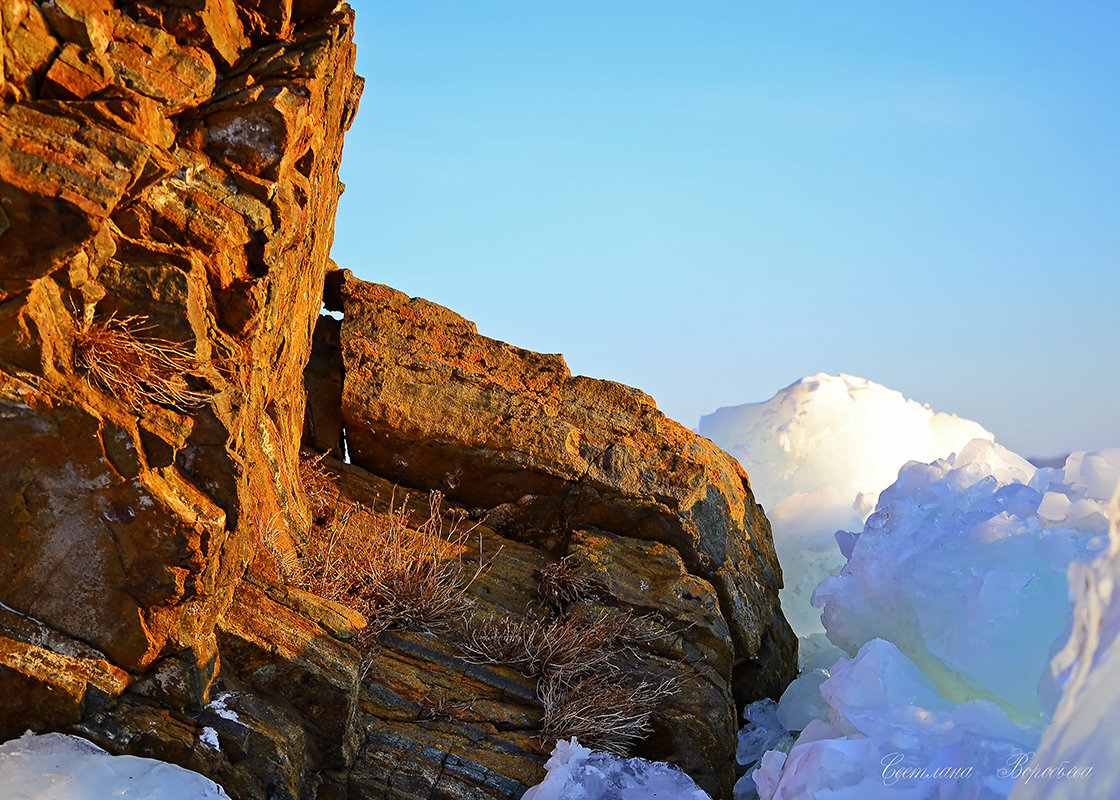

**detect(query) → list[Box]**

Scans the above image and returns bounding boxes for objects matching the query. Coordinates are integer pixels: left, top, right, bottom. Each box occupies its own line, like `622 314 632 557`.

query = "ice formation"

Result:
699 373 993 635
813 439 1113 719
0 732 230 799
1010 465 1120 799
733 699 795 799
521 737 713 800
743 439 1120 799
750 638 1038 800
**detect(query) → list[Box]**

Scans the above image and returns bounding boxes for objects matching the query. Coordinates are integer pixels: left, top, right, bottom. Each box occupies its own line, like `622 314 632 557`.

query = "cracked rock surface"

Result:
306 271 797 796
330 273 795 702
1 3 794 798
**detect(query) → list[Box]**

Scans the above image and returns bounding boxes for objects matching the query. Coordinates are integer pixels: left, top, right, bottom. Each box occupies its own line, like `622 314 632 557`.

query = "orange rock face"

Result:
1 0 360 734
317 272 797 794
333 273 796 701
1 4 795 799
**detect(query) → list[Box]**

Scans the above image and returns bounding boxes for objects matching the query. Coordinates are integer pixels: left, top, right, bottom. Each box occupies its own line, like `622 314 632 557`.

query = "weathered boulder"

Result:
330 273 796 701
77 592 351 800
306 272 798 795
0 603 129 741
312 458 743 798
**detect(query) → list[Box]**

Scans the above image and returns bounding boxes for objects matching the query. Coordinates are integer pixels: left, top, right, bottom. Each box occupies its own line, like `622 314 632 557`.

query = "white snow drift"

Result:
700 373 993 636
709 372 1120 800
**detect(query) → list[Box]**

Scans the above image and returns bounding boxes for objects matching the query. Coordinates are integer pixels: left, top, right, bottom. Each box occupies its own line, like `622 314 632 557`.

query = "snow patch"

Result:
199 727 219 751
521 738 712 800
0 732 230 799
207 692 240 722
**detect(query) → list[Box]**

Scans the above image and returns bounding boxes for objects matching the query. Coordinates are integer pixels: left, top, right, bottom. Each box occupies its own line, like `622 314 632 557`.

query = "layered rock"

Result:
327 273 796 705
1 3 795 799
290 271 797 795
1 0 360 787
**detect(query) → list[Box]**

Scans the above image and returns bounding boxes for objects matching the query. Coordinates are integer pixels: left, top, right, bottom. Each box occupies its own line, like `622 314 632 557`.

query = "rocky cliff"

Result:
0 3 795 799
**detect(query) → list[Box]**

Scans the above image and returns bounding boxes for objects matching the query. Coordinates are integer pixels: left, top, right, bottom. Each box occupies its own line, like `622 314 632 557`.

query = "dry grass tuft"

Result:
540 671 679 755
457 610 630 677
290 491 484 634
536 554 600 612
456 606 669 678
72 314 211 409
456 571 682 754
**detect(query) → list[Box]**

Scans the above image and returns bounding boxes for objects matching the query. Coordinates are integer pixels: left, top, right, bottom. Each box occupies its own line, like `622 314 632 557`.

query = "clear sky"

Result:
330 2 1120 459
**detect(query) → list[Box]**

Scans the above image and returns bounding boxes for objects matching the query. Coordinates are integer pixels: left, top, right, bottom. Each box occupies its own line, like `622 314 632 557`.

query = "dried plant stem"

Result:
271 490 484 634
457 610 635 677
536 554 600 611
72 314 211 409
299 452 337 522
540 671 680 755
456 575 682 754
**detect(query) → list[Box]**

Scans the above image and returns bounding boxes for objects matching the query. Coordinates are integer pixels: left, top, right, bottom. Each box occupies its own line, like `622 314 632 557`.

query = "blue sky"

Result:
331 2 1119 458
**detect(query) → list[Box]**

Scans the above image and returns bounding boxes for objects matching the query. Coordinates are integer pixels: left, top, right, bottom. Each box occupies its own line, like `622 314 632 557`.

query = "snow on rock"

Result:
199 726 220 751
207 691 241 722
813 440 1114 721
0 732 230 799
699 373 993 635
1010 471 1120 800
521 737 713 800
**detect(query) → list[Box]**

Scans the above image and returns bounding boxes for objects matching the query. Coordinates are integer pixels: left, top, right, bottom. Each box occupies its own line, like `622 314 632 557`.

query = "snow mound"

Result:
522 737 712 800
0 732 230 799
699 373 994 636
700 373 994 513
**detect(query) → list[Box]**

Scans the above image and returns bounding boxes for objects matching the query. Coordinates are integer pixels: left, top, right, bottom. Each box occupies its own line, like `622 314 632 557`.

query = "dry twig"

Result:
298 452 337 523
457 608 650 678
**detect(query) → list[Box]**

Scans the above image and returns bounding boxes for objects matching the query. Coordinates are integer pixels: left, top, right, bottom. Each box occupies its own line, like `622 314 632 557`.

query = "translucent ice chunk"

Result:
521 738 712 800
